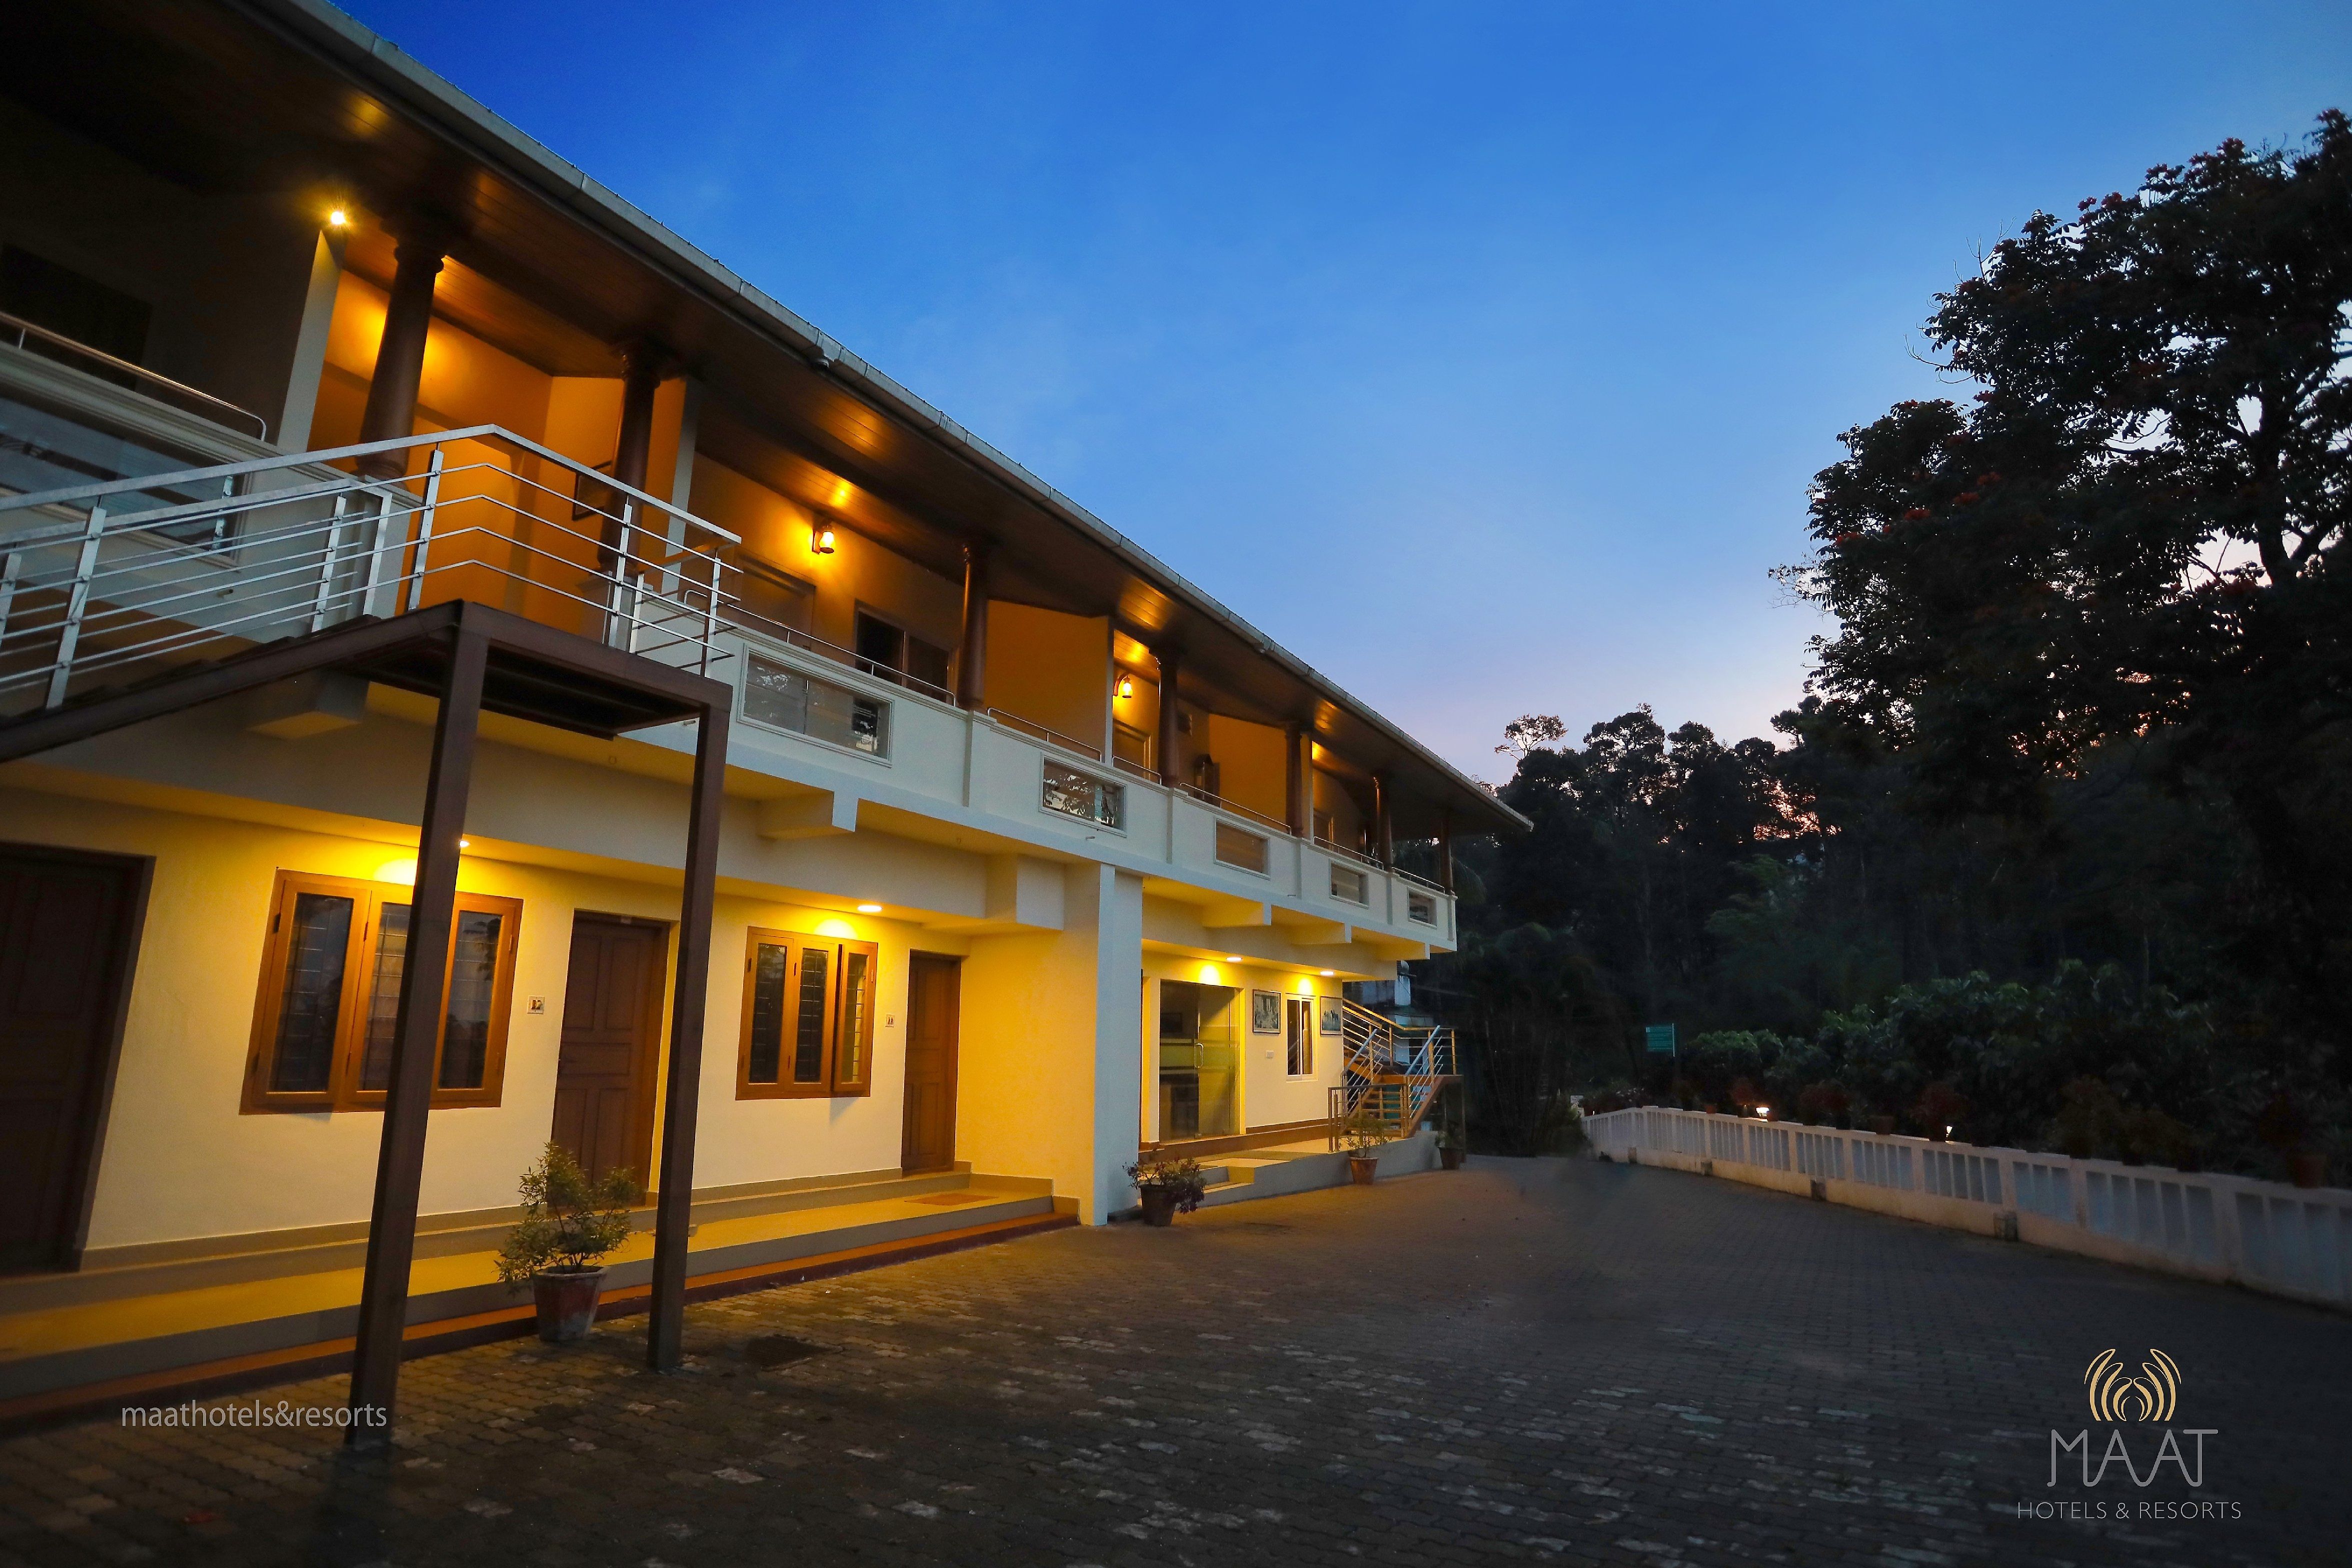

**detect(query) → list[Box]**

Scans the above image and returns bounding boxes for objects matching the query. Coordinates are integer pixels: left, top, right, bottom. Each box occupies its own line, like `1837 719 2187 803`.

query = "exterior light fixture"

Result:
1117 674 1134 699
459 838 471 849
812 522 837 554
327 208 349 228
856 902 882 914
1319 968 1335 978
1753 1104 1769 1120
1224 954 1243 962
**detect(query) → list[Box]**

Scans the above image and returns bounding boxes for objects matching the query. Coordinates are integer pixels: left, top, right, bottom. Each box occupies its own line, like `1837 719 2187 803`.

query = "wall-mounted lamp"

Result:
1117 674 1134 700
856 902 883 914
812 521 837 554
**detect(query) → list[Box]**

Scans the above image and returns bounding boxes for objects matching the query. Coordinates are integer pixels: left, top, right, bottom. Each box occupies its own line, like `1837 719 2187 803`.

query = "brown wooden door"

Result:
552 916 665 1186
0 845 145 1272
901 952 961 1174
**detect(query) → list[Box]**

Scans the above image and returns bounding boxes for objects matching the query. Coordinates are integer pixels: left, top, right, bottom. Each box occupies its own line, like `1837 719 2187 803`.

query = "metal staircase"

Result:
1333 998 1457 1136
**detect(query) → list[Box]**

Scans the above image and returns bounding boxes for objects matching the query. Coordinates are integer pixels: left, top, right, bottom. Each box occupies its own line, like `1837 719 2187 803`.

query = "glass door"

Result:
1158 981 1241 1140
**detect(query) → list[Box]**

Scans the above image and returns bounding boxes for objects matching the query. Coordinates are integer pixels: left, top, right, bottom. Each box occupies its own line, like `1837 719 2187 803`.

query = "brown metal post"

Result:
1439 809 1456 894
356 232 447 480
1154 646 1182 785
347 622 487 1444
1374 773 1394 868
955 542 990 710
1284 722 1306 836
647 696 731 1370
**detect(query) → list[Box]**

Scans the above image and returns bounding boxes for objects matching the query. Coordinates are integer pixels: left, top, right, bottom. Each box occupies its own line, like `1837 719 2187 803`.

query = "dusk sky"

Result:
349 0 2349 778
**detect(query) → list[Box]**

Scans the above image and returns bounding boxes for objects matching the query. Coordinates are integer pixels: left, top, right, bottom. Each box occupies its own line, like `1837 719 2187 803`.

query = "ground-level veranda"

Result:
2 708 1392 1282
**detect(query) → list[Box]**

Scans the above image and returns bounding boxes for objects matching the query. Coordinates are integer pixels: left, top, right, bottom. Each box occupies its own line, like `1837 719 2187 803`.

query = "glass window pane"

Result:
791 946 830 1084
747 941 787 1083
1215 822 1268 874
438 910 502 1090
743 654 890 756
359 901 410 1092
743 656 810 734
271 891 353 1093
836 950 868 1084
1042 762 1124 829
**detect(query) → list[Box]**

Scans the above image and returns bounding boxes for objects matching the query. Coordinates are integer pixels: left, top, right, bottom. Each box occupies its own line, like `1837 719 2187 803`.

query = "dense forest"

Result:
1423 112 2351 1180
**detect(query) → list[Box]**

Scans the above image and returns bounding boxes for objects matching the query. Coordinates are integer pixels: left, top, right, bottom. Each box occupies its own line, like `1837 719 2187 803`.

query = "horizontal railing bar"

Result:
0 426 739 546
2 310 271 440
986 707 1104 761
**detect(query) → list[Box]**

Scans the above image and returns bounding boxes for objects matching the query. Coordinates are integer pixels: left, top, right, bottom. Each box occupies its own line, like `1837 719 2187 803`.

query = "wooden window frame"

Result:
736 928 878 1100
242 870 521 1114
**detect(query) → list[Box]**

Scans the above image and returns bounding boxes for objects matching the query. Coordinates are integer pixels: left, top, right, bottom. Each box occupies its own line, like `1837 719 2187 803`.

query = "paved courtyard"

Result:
3 1156 2342 1568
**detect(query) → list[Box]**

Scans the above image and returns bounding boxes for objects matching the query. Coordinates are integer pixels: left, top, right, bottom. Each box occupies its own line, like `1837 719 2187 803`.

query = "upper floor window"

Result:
1042 760 1124 830
744 652 888 757
854 610 951 698
1215 822 1268 875
244 870 519 1113
738 930 876 1098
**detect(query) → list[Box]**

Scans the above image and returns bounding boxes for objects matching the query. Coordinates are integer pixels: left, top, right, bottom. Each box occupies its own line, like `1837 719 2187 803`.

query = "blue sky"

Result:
350 1 2349 778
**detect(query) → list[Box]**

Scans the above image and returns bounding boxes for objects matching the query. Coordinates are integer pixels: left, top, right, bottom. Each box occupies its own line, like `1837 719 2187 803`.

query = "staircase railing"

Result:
1334 998 1457 1138
0 425 744 720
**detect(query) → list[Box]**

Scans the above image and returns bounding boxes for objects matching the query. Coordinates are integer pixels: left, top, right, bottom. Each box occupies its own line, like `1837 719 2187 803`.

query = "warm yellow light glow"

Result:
1319 968 1336 977
815 918 859 939
327 208 349 229
1197 964 1223 986
812 523 836 554
1224 954 1243 962
1118 674 1134 699
829 479 853 508
856 902 883 914
376 858 417 886
1294 976 1315 994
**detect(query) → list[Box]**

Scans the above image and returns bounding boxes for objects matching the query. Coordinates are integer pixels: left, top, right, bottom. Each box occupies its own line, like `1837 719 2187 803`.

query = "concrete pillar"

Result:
355 231 447 480
956 542 990 710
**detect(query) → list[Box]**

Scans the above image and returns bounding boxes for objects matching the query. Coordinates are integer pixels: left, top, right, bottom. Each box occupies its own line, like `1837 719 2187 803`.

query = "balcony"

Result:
0 423 1454 949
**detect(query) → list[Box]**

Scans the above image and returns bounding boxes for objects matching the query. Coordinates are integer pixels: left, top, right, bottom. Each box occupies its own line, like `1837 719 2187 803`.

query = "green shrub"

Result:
495 1144 640 1286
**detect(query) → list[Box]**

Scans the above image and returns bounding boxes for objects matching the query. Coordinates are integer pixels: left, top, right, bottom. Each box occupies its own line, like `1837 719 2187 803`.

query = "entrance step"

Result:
0 1172 1057 1409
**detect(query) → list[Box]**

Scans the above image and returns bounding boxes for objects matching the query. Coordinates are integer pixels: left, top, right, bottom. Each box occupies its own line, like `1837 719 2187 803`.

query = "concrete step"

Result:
0 1180 1058 1403
1192 1132 1440 1208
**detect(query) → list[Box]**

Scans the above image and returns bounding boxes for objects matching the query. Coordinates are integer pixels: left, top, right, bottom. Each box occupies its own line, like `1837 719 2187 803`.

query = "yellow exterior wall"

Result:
1205 712 1288 823
986 602 1110 754
687 456 961 662
0 787 946 1252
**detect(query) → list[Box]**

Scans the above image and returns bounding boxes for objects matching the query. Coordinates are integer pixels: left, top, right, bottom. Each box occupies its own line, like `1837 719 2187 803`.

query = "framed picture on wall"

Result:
1317 998 1345 1037
1250 989 1282 1034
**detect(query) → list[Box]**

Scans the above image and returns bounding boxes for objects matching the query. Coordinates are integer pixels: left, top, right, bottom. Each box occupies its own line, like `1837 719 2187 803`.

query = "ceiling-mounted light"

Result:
856 902 882 914
1319 968 1335 977
812 520 837 554
1224 954 1243 962
1117 674 1134 700
326 208 350 230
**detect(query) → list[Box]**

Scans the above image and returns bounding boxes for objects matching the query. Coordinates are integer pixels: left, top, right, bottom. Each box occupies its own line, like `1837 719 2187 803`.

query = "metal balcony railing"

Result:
0 425 737 719
2 310 271 441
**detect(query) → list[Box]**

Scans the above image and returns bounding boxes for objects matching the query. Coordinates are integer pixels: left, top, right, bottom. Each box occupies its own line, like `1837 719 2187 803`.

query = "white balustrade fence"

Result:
1584 1106 2351 1312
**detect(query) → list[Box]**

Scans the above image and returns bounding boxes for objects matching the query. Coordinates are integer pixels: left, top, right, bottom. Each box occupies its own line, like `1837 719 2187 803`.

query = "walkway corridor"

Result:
3 1156 2339 1566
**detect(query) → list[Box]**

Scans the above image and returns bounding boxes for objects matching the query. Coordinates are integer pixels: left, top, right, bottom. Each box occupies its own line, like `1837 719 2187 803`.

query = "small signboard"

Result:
1644 1023 1677 1055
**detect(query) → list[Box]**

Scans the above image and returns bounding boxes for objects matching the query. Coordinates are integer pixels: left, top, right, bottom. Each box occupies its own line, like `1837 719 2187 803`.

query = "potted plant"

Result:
1124 1156 1208 1226
1341 1108 1386 1184
1437 1128 1466 1170
495 1143 641 1344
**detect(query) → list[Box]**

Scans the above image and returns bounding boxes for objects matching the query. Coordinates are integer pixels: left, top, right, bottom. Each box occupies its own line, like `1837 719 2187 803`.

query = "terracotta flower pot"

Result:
532 1266 607 1344
2289 1151 2328 1190
1139 1186 1179 1226
1348 1156 1378 1186
1440 1147 1466 1170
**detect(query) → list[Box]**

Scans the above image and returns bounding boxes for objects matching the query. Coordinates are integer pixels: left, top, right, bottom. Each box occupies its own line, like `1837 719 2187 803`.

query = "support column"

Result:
647 696 731 1372
1438 809 1456 894
355 231 448 480
347 623 487 1444
1374 772 1394 868
1284 722 1307 836
955 542 990 710
606 345 667 564
1153 646 1182 785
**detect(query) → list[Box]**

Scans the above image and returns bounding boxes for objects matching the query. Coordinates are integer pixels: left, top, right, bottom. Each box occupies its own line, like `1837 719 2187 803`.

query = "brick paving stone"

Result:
2 1157 2340 1565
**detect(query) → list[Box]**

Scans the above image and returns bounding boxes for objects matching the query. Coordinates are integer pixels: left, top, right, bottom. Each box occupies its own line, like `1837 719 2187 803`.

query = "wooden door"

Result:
552 916 665 1187
0 844 145 1272
900 952 961 1174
